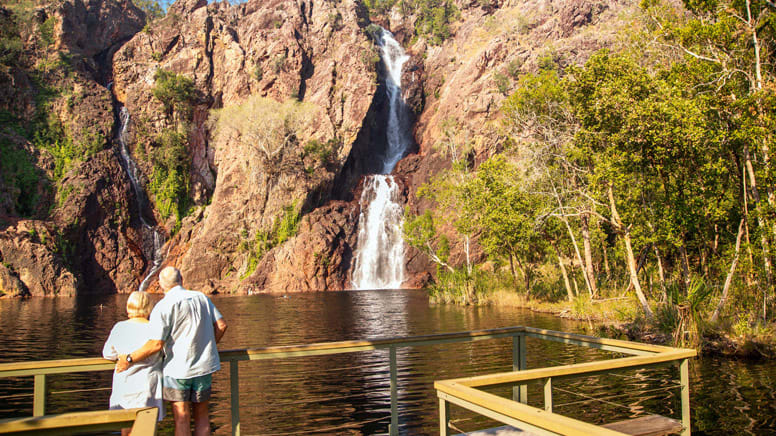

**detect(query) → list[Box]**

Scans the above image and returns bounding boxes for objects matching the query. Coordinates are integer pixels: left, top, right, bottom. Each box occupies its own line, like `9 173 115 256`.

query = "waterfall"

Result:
116 107 166 292
351 28 412 290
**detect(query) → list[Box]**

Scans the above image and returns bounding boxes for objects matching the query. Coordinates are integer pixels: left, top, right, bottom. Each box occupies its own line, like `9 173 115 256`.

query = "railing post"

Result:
512 334 527 403
230 361 240 436
33 374 46 417
389 346 398 436
439 397 450 436
680 358 691 436
543 377 552 412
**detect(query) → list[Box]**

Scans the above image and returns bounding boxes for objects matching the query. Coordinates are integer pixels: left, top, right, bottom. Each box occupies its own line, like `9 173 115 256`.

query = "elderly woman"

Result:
102 291 164 434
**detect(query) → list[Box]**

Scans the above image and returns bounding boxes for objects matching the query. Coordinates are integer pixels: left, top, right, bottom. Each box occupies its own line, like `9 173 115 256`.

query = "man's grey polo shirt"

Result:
148 286 223 379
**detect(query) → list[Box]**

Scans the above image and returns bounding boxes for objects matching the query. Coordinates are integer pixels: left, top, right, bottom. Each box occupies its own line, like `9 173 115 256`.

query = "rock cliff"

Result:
112 0 378 293
0 0 639 296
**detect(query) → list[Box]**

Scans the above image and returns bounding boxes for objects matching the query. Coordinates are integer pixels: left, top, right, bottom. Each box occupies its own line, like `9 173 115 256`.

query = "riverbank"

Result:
479 290 776 359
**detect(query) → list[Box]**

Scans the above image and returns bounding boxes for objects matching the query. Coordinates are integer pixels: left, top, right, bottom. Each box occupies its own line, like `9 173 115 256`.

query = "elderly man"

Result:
116 267 227 436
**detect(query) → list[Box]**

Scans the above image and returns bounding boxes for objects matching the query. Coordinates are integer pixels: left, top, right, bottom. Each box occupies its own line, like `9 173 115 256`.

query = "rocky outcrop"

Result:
249 201 359 292
0 0 640 296
52 150 145 294
112 0 379 293
0 0 146 296
55 0 145 59
0 220 78 297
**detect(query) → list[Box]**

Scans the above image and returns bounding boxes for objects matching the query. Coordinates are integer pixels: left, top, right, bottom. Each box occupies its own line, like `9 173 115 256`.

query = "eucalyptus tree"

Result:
642 0 776 320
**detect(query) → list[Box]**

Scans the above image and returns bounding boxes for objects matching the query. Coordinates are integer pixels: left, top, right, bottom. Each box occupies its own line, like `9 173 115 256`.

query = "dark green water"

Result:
0 290 774 434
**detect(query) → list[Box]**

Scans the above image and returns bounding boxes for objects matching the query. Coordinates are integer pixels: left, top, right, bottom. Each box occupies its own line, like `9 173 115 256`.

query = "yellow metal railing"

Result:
0 406 158 435
0 326 696 436
435 327 697 436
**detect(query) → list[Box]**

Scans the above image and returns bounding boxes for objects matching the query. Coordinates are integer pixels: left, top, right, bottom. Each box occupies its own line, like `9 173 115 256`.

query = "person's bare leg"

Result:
171 401 192 436
192 401 210 436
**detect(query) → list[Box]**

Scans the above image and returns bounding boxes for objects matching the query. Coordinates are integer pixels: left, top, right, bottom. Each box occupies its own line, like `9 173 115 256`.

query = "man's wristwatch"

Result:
125 354 133 364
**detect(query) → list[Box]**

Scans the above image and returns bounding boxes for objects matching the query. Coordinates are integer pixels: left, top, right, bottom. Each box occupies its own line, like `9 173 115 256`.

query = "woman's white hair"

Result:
159 266 182 290
126 291 152 318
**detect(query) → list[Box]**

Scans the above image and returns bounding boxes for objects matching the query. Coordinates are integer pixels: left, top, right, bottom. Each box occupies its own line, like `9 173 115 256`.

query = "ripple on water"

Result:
1 290 775 434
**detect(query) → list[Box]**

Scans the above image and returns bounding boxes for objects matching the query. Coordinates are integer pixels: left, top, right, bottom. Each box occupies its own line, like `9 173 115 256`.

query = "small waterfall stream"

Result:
116 107 165 291
351 28 412 290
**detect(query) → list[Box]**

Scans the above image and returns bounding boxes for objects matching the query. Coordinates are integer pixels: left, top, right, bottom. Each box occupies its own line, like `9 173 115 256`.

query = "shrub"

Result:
147 128 190 224
507 58 523 79
241 201 302 279
273 53 287 73
152 69 195 119
0 137 41 216
494 72 510 95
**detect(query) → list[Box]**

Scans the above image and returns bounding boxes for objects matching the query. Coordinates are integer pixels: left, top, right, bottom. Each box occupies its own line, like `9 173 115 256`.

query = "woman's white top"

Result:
102 319 164 419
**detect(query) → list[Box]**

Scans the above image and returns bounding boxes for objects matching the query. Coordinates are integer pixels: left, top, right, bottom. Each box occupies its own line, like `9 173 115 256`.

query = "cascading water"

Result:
116 107 165 291
351 28 412 290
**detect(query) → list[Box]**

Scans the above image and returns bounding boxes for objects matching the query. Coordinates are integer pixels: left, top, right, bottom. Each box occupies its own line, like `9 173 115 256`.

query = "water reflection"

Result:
0 290 774 435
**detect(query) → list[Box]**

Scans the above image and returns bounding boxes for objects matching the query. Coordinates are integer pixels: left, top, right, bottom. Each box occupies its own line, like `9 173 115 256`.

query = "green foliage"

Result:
302 138 338 165
506 58 523 79
147 128 190 224
152 69 195 119
493 72 510 95
253 63 263 81
363 0 397 15
275 202 301 245
133 0 165 22
537 50 561 72
429 268 491 305
38 16 56 49
0 12 23 69
241 201 302 279
408 0 460 44
327 11 343 30
0 137 41 216
362 0 459 44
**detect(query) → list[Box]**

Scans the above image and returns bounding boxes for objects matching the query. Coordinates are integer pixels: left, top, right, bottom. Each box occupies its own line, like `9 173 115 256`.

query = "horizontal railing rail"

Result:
435 332 696 436
0 406 158 435
0 326 694 436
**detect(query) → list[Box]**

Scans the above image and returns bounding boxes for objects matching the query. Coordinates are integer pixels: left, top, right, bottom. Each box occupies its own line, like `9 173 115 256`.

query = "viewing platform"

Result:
0 327 695 435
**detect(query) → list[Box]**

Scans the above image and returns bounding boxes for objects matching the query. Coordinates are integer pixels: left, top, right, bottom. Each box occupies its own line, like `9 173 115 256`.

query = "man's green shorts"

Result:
162 374 212 403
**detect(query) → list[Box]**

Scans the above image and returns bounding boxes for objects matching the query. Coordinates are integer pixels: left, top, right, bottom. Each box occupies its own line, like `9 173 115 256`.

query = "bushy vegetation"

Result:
241 201 302 278
146 128 190 225
209 95 318 165
0 136 40 216
407 0 776 347
362 0 459 45
133 0 165 22
152 69 195 119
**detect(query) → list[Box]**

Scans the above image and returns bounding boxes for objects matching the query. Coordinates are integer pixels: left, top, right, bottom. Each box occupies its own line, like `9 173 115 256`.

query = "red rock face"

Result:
391 0 632 283
0 0 635 296
112 0 379 293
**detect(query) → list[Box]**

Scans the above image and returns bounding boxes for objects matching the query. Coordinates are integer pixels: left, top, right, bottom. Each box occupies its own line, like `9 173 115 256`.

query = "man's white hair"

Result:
159 266 182 290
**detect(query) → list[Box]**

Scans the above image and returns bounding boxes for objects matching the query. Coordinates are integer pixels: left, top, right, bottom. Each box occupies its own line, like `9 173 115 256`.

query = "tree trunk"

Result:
743 145 775 294
581 214 599 297
551 240 574 301
509 254 518 291
711 218 745 323
609 185 653 319
550 179 594 297
679 245 691 292
558 255 574 301
603 241 611 279
654 245 667 301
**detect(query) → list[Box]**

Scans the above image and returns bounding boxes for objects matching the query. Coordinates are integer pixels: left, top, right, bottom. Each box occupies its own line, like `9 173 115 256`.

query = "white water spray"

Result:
117 107 165 291
352 28 412 290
